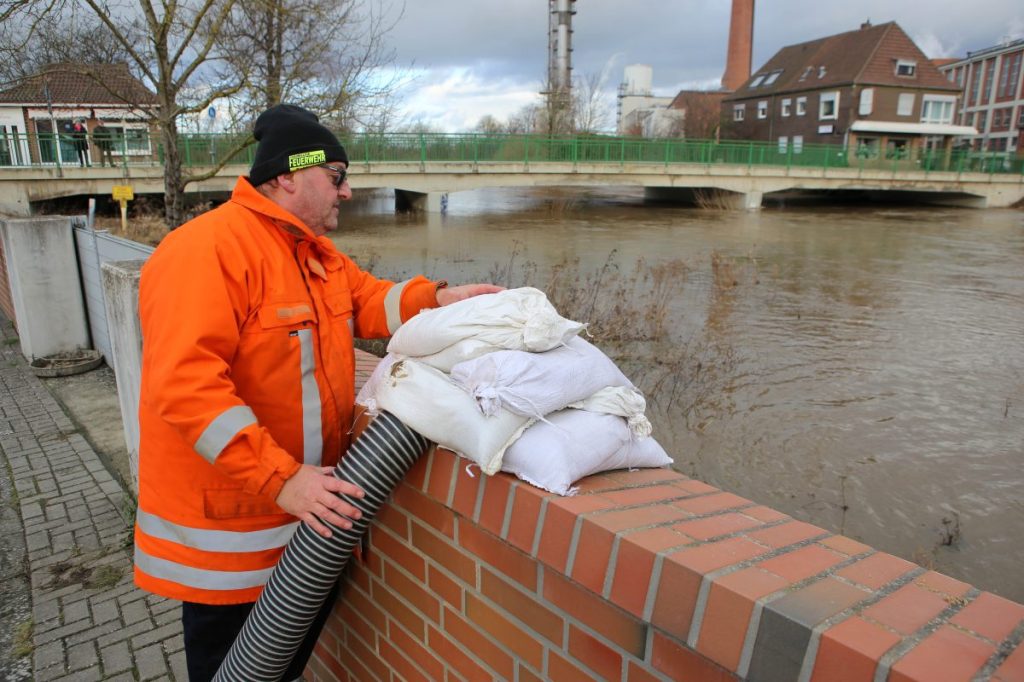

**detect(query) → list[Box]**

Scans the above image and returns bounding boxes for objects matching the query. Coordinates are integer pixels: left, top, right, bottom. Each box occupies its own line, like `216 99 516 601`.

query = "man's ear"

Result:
274 172 299 194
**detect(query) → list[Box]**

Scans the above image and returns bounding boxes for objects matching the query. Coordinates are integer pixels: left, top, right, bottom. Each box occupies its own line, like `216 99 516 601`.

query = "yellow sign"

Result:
112 185 134 201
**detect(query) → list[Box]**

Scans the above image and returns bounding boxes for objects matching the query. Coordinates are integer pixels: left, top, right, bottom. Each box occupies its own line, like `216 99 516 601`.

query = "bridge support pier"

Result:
395 189 448 213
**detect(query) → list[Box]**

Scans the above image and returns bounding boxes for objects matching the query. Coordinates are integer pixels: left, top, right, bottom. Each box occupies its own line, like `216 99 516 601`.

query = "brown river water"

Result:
332 186 1024 602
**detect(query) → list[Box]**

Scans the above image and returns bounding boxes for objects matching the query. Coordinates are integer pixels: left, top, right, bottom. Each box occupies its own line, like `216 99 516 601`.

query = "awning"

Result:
850 120 978 136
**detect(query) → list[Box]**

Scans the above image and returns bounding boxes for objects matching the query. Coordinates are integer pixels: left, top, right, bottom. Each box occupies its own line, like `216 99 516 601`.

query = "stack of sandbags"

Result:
356 287 671 495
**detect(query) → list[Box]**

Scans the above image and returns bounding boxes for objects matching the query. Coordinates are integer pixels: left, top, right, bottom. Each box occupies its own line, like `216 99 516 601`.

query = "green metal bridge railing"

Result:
2 130 1022 176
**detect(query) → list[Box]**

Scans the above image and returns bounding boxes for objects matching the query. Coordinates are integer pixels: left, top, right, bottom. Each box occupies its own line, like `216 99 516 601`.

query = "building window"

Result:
895 59 917 77
982 59 995 103
999 52 1022 99
897 93 915 117
819 91 839 120
793 135 804 153
970 63 982 105
757 101 768 119
1018 106 1024 128
733 104 745 121
778 136 788 153
763 70 783 86
799 66 814 82
991 107 1013 131
781 98 792 117
796 97 807 116
921 95 955 124
859 88 874 116
749 74 766 88
976 110 987 133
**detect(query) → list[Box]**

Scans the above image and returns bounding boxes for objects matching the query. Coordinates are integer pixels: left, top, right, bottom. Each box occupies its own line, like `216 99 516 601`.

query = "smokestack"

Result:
722 0 755 91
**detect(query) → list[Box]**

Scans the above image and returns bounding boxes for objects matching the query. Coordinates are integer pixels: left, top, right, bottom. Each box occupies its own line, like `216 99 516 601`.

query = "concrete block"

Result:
0 217 91 360
99 260 144 493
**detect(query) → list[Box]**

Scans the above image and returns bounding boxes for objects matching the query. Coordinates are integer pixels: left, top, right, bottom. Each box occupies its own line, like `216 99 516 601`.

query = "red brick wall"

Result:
308 352 1024 681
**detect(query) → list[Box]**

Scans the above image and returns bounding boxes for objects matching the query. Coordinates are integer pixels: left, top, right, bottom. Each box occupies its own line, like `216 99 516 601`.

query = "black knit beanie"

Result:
249 104 348 186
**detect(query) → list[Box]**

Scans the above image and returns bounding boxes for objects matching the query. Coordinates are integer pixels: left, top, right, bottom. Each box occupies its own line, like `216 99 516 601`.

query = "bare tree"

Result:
474 114 504 135
2 0 247 227
572 71 612 134
0 12 131 84
220 0 407 134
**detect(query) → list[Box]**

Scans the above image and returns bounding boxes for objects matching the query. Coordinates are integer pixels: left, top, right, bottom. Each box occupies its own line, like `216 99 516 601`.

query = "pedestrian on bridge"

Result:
92 119 115 167
133 102 501 682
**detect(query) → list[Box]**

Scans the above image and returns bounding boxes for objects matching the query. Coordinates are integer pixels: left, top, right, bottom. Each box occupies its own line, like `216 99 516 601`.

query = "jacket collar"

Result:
230 176 343 276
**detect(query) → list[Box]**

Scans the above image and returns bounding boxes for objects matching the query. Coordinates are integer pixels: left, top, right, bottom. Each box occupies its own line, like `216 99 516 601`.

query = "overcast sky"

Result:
380 0 1024 131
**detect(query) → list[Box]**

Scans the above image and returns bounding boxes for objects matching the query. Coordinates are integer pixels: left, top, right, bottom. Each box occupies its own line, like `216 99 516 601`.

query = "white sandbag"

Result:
388 287 584 371
570 386 652 439
501 409 672 496
354 352 401 415
373 358 532 474
449 335 634 418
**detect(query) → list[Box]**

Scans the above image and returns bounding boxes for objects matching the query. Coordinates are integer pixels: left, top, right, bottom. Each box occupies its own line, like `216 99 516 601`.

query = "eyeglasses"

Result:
320 164 347 188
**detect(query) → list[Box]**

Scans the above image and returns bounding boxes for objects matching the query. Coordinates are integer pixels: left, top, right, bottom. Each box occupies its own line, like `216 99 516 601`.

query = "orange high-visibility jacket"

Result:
134 177 440 604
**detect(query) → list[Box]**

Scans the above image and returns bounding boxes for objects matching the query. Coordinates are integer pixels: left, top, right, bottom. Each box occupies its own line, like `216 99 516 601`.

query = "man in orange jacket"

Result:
135 103 500 681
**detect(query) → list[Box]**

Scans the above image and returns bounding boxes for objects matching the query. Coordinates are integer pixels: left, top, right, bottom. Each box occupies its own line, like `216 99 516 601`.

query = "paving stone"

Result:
99 640 133 676
61 598 90 625
134 643 168 681
131 622 182 650
33 639 65 672
65 641 98 672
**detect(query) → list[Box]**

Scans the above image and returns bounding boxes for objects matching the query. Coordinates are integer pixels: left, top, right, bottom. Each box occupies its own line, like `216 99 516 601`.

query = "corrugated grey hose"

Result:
213 411 429 682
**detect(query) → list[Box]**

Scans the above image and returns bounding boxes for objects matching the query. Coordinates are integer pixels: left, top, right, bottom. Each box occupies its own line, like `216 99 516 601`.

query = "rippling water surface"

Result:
332 187 1024 601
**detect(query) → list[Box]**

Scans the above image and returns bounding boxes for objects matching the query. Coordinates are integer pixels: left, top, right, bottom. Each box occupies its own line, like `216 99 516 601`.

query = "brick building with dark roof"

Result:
0 63 157 167
722 21 976 166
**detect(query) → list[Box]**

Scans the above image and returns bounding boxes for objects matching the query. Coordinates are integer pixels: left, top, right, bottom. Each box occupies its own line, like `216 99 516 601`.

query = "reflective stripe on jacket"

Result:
133 177 439 604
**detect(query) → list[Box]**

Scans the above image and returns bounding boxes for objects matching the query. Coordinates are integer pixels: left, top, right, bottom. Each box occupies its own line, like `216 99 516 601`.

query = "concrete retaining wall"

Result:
0 216 90 360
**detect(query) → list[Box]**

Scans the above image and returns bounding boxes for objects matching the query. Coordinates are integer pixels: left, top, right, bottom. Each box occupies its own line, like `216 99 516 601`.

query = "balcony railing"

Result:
1 130 1021 176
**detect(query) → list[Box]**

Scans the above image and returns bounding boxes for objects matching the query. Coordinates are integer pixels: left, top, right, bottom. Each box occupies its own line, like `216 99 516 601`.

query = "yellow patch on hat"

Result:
288 149 327 171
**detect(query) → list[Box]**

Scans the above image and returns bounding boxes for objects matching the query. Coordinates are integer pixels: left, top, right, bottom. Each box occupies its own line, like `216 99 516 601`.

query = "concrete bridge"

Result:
1 158 1023 215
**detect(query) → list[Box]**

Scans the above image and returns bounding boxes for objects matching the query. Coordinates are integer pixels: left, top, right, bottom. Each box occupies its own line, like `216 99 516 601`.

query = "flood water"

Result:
332 186 1024 602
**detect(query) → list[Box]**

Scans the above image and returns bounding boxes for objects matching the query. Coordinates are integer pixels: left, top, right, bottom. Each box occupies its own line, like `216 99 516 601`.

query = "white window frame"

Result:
859 88 874 116
895 59 917 77
796 96 807 116
920 95 956 124
733 104 745 121
793 135 804 153
778 136 788 153
757 100 768 119
781 98 792 117
819 91 839 120
897 93 915 117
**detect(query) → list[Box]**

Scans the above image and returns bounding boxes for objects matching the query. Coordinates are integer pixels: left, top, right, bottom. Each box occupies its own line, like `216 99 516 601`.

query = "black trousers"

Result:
182 582 340 682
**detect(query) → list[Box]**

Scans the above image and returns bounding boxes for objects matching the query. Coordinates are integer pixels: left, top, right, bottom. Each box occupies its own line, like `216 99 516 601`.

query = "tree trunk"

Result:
161 116 185 228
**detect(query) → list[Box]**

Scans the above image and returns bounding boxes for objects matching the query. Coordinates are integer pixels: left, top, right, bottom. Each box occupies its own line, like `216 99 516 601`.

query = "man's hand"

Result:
276 465 366 538
436 283 504 306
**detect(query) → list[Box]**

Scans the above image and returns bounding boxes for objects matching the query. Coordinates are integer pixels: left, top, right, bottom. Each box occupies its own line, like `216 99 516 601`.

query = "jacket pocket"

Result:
324 290 353 320
256 301 316 331
203 488 284 519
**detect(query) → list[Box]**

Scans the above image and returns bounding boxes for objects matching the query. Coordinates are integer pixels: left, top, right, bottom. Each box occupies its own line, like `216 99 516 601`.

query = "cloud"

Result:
380 0 1024 131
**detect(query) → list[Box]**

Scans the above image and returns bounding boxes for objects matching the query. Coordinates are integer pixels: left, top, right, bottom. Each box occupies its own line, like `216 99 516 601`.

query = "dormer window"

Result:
749 74 766 88
799 66 814 81
818 65 827 79
763 70 783 86
895 59 917 77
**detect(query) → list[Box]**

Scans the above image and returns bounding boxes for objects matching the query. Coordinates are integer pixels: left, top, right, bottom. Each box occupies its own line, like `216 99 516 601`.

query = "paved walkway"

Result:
0 317 182 681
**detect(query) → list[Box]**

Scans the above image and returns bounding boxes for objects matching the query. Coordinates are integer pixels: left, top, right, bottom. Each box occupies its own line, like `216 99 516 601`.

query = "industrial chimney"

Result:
721 0 755 91
545 0 577 133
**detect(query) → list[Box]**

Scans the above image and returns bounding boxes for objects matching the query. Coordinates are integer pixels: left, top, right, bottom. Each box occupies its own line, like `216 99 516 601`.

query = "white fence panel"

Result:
73 225 153 362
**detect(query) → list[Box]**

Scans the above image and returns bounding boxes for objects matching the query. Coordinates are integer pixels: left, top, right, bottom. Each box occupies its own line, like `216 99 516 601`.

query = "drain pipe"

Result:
213 411 429 682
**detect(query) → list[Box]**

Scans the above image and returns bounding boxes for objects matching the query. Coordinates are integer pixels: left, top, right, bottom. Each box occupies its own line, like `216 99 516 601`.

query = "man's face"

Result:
291 163 351 236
